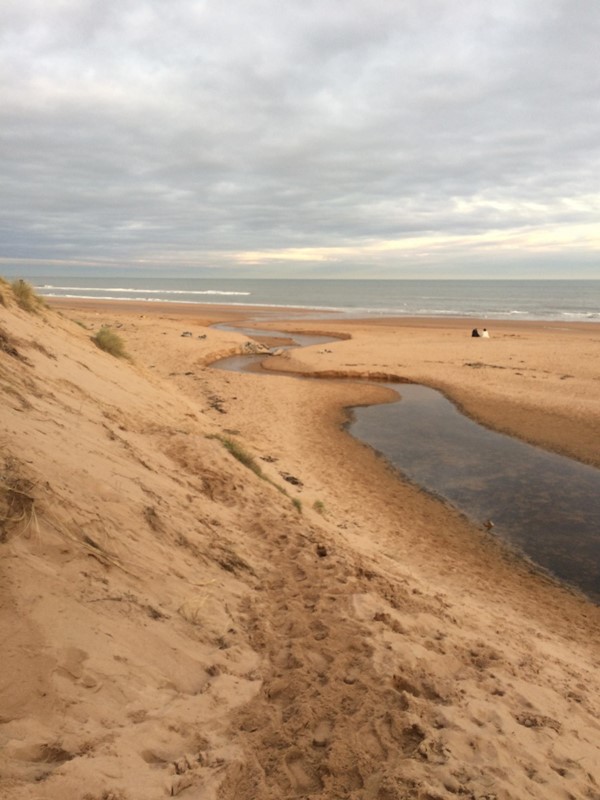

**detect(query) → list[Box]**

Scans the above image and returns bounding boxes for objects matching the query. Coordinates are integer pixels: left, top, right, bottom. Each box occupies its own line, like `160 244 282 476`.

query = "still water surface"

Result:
350 385 600 601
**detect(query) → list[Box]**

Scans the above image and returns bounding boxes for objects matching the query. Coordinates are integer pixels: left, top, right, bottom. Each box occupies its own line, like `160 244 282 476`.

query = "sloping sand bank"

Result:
1 290 599 800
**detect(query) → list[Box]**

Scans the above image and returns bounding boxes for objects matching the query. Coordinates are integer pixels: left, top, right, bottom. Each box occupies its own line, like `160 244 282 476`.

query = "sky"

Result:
1 0 599 279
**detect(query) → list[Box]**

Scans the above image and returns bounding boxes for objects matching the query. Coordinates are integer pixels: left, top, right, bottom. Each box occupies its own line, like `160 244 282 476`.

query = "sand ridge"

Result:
1 290 600 799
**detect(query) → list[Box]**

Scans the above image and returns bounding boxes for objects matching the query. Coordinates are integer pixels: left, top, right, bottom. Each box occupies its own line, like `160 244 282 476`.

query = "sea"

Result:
30 277 600 323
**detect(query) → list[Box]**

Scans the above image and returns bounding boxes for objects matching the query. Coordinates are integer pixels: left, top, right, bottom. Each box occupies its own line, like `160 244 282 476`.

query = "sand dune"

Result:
1 287 599 800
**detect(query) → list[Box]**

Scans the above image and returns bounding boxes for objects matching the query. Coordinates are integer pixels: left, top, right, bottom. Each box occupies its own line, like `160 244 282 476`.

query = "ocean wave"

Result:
38 294 371 317
560 311 600 319
39 293 339 310
37 285 251 296
35 290 600 322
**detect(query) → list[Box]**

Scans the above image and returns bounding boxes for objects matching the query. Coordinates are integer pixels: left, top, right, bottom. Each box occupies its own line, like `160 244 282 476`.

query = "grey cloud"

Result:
1 0 599 276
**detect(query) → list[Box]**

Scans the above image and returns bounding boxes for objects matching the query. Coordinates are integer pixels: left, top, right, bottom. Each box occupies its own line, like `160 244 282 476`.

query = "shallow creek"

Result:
213 325 600 603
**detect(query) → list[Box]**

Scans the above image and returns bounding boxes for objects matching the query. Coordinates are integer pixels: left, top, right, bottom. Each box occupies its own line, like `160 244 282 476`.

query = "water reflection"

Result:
350 385 600 601
214 323 333 350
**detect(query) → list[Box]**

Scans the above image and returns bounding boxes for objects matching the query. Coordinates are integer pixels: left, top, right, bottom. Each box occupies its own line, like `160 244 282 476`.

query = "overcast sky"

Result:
1 0 599 278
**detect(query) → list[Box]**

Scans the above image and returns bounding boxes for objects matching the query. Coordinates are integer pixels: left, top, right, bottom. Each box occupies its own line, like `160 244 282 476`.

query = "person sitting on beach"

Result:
471 328 480 337
481 328 490 338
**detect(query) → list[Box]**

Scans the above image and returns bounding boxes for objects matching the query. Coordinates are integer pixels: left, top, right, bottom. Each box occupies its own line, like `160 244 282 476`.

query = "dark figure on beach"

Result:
471 328 480 337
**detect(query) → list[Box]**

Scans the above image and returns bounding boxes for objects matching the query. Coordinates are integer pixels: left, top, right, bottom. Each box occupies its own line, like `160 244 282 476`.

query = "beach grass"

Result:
10 279 44 313
209 436 300 508
0 478 38 542
209 435 264 477
91 326 129 359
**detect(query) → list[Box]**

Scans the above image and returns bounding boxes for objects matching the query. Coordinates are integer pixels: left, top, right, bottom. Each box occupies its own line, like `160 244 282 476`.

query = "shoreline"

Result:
46 294 600 328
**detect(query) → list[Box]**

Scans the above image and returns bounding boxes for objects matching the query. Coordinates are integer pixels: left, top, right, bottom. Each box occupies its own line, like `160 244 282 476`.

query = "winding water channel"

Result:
213 325 600 603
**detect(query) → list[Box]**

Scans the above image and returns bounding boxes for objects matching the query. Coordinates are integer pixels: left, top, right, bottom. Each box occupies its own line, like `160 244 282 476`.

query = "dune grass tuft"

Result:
209 434 300 501
91 326 129 358
10 279 44 313
313 499 326 514
0 276 9 300
210 435 264 477
0 478 38 542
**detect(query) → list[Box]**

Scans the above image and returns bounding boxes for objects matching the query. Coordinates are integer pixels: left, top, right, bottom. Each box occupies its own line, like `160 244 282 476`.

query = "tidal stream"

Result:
213 326 600 602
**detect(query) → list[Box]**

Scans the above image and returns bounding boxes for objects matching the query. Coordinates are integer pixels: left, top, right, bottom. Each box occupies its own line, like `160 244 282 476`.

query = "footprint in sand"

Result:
55 646 88 682
375 711 426 756
293 566 308 582
399 723 426 756
284 750 323 794
13 743 74 765
312 719 333 748
309 620 329 641
266 676 308 706
303 648 333 671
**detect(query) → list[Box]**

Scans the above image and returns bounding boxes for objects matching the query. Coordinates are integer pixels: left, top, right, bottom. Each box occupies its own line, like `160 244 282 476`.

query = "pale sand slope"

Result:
0 290 599 800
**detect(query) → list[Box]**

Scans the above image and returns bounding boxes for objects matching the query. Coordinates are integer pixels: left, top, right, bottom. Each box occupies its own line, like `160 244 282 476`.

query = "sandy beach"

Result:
2 288 600 800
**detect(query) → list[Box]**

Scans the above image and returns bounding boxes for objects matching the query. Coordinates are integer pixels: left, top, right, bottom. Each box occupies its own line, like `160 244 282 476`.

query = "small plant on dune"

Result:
292 497 302 514
10 279 44 313
0 478 38 542
177 596 209 626
91 326 129 359
313 499 326 515
208 434 299 499
210 435 264 477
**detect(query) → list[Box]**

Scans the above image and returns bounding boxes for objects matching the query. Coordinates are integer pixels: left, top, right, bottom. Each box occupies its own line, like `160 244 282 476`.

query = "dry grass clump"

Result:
177 596 209 625
0 327 20 358
0 476 38 542
91 326 129 359
10 279 44 313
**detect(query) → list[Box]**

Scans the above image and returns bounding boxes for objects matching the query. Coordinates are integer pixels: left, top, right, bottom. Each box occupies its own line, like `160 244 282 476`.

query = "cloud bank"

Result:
1 0 599 277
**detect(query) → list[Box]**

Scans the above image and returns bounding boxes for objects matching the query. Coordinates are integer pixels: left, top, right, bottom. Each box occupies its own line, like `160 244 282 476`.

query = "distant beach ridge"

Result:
31 277 600 322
